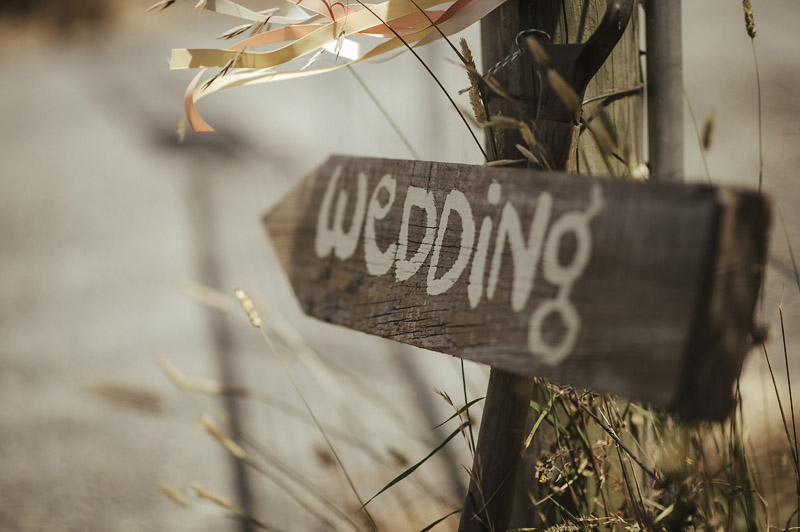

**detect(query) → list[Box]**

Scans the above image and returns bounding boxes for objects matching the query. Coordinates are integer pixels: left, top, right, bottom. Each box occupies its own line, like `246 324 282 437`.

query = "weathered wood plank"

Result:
264 155 770 420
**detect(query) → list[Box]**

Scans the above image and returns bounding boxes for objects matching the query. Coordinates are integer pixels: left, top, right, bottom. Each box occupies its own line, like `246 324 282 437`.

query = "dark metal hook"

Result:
533 0 636 123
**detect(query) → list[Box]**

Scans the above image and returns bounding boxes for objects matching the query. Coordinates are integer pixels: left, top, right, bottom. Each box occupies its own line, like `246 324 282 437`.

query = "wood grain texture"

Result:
459 369 532 532
264 155 770 420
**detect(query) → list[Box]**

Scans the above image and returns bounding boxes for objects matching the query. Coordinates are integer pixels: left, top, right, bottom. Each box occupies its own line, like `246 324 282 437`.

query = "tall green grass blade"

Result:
418 508 462 532
353 0 488 162
751 38 764 193
780 304 800 531
546 497 589 532
255 325 378 531
779 208 800 295
157 358 363 529
761 343 800 474
347 65 420 160
604 398 648 528
241 456 343 530
406 0 501 173
729 386 761 531
683 88 713 183
433 396 485 429
461 359 477 454
578 407 611 517
780 306 799 461
576 398 658 481
525 391 557 449
363 422 469 508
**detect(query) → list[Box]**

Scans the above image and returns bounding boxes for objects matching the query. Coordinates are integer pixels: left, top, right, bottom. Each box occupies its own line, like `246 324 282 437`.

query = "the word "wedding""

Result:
314 166 604 365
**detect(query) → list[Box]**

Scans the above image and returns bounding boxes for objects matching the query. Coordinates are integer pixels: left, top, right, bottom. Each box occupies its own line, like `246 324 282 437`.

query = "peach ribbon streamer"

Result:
170 0 456 70
224 10 447 53
176 0 506 132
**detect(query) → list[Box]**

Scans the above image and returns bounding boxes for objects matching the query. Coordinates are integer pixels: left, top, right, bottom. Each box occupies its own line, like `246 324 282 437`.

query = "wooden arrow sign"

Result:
264 155 770 420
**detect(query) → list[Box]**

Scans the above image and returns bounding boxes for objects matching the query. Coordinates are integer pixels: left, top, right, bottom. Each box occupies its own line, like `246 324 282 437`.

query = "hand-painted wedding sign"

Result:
264 155 770 420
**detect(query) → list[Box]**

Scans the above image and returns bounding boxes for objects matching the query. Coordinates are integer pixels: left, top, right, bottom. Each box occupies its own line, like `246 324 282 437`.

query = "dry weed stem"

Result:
235 288 262 328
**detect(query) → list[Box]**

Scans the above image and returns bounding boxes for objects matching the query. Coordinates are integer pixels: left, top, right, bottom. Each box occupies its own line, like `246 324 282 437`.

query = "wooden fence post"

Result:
459 2 641 530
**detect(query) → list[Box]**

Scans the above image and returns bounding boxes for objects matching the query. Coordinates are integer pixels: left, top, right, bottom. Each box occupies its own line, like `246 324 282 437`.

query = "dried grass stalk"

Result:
743 0 757 38
146 0 176 12
157 355 248 396
218 23 253 40
460 38 487 123
201 413 247 459
518 122 538 153
484 158 526 167
584 107 617 157
546 70 581 115
516 144 542 166
481 115 524 130
203 46 248 90
701 108 716 151
525 36 551 68
158 482 190 508
235 288 262 328
191 483 233 510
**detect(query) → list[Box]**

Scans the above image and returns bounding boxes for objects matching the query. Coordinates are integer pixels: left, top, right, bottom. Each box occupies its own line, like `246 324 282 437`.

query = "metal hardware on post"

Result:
645 0 684 182
458 30 552 96
530 0 636 124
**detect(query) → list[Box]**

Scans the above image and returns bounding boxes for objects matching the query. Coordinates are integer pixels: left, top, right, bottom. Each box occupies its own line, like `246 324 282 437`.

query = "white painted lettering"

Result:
487 193 553 311
528 185 604 365
315 166 368 260
468 217 493 308
395 186 437 282
363 174 398 276
468 183 502 309
427 190 476 296
314 169 605 367
487 181 501 205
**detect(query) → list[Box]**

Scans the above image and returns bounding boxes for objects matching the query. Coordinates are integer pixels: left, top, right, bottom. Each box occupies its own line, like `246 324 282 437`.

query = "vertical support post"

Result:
641 1 682 499
645 0 683 182
460 2 641 530
460 3 565 531
459 370 533 532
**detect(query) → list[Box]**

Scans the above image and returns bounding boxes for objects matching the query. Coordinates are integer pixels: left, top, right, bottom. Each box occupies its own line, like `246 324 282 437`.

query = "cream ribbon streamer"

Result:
172 0 506 132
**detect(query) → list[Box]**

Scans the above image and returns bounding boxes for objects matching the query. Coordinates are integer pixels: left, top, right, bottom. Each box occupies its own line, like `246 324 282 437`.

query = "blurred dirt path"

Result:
0 5 480 531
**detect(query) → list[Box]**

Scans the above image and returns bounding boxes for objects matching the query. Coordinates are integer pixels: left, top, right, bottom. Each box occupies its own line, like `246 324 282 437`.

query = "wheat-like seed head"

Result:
743 0 757 38
158 482 190 508
701 109 717 151
235 288 262 328
460 38 487 123
191 483 234 509
201 413 247 459
525 36 552 68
